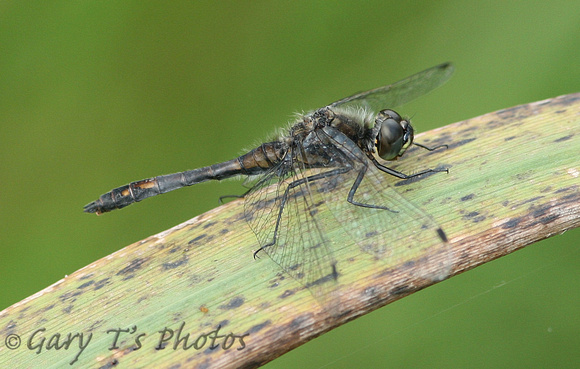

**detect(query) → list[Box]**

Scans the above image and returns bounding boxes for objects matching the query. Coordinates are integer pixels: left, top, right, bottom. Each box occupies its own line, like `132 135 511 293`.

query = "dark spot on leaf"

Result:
162 257 188 270
554 185 578 194
78 281 94 289
540 186 553 193
460 194 475 201
248 320 271 334
502 218 521 229
88 320 105 332
220 297 245 310
2 320 17 335
562 192 580 201
539 214 559 224
391 285 416 295
532 205 550 218
289 263 301 271
463 211 486 223
280 290 294 298
188 234 206 245
515 171 534 181
117 258 148 276
94 278 111 290
97 359 119 369
403 260 415 268
562 94 580 105
496 105 521 118
554 134 573 142
289 316 310 330
59 290 82 303
203 221 217 229
41 304 55 313
520 196 543 205
365 231 379 238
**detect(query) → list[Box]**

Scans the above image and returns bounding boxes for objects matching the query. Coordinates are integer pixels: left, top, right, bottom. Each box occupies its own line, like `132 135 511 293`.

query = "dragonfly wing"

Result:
243 149 339 307
315 127 452 283
329 63 454 114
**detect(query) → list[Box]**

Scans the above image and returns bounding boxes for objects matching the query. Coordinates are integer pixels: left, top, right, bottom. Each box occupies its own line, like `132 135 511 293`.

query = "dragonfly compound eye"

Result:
376 109 414 160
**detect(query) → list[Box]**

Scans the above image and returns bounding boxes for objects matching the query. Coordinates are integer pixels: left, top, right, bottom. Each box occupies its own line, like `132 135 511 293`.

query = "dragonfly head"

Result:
375 109 414 160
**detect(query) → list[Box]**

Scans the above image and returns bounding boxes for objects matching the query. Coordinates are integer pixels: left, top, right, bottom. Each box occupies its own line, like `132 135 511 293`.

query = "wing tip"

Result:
436 227 448 243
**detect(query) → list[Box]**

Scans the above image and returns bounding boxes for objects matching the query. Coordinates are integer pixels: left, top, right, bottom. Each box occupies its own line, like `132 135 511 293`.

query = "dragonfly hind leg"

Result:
253 166 351 259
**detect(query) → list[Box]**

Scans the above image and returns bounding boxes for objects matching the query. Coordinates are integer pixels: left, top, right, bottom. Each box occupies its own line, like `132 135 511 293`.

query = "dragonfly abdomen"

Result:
237 142 285 174
83 160 243 214
83 142 285 215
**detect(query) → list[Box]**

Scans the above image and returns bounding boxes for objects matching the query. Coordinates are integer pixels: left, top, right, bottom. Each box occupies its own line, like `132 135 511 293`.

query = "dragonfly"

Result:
85 63 454 303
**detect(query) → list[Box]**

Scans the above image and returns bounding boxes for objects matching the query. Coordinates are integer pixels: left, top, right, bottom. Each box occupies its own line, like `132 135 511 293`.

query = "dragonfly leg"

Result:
219 177 258 204
370 157 448 179
345 165 398 212
253 166 350 259
218 192 246 204
414 142 448 151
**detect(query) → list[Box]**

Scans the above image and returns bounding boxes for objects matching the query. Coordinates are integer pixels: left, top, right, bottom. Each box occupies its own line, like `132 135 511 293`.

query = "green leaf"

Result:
1 93 579 368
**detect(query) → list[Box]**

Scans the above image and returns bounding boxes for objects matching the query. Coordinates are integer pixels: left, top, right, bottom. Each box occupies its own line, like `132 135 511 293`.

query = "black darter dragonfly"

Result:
85 63 454 303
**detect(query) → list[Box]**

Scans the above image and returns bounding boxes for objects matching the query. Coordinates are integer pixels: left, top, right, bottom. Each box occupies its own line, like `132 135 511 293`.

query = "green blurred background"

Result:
1 1 579 368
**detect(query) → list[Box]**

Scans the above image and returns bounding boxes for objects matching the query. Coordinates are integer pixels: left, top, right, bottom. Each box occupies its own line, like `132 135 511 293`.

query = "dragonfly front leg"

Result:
370 157 448 180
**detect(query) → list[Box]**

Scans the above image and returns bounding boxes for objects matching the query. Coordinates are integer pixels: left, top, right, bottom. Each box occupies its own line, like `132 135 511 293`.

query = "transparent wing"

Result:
315 127 452 282
243 127 451 312
243 147 339 306
329 63 454 114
